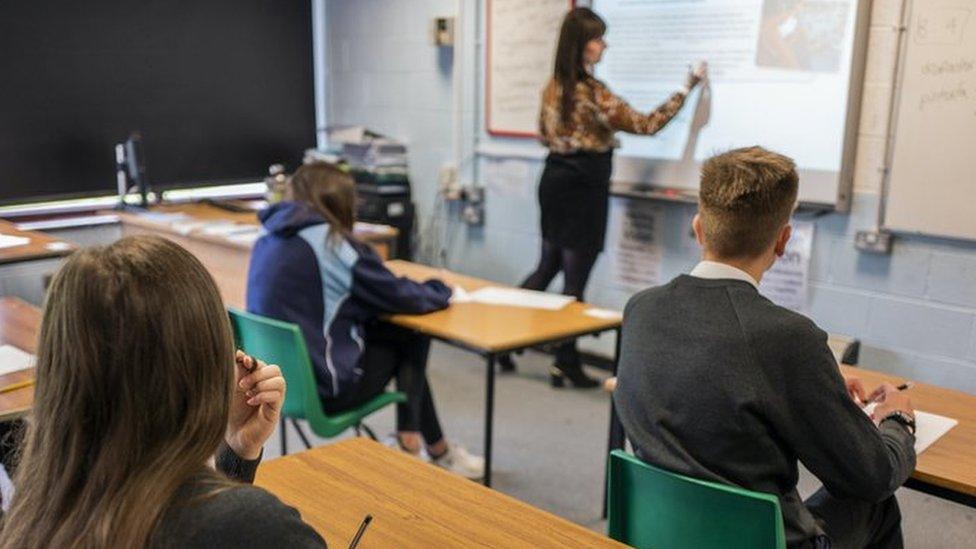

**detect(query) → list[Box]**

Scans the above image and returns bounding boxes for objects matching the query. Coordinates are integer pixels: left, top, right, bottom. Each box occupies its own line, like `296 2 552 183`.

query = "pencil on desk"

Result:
0 379 35 394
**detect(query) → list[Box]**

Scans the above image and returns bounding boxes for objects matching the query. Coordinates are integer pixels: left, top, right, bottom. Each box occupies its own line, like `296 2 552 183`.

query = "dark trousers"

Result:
323 322 444 445
520 239 600 365
805 489 904 549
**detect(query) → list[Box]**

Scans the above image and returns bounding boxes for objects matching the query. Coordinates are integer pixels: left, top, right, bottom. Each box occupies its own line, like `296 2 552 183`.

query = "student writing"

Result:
615 147 916 549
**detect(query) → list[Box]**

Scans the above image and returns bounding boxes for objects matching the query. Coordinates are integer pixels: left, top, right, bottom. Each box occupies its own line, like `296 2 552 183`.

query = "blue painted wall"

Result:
325 0 976 394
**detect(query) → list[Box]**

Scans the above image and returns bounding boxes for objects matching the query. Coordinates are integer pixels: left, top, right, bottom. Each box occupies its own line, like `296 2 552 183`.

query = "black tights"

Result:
521 240 600 365
323 322 444 445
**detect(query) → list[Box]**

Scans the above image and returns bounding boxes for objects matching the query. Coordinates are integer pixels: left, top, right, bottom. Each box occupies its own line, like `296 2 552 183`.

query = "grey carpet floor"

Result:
267 343 976 548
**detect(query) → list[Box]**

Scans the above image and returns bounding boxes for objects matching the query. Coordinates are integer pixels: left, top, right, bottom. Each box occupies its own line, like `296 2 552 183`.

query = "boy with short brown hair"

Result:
616 146 916 548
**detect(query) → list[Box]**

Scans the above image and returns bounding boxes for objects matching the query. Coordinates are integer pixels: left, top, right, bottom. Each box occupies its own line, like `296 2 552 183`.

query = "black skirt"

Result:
538 150 613 253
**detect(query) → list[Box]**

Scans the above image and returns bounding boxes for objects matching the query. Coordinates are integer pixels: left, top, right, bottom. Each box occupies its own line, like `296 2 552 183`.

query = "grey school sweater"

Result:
614 275 915 548
153 445 326 548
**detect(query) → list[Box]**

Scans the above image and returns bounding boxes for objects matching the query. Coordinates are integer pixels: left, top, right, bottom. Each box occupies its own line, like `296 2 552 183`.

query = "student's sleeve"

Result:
592 81 686 135
215 443 261 484
761 322 916 502
171 487 327 548
349 245 452 314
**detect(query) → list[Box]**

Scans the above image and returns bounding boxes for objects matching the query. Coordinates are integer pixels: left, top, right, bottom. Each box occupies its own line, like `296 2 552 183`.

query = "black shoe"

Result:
498 353 517 373
549 363 599 389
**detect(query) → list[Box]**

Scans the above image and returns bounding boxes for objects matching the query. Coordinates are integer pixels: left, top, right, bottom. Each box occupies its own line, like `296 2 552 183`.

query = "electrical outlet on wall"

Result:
460 186 485 227
855 230 893 254
439 163 462 200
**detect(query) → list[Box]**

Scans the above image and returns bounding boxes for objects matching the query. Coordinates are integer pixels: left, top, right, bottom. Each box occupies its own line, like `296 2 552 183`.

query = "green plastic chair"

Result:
607 450 786 549
228 308 406 455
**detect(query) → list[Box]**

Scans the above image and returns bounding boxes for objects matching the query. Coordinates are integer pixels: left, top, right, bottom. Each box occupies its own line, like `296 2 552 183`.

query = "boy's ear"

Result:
774 224 792 257
692 213 704 246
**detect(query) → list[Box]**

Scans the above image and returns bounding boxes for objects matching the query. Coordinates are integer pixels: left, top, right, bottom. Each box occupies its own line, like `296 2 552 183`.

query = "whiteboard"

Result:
884 0 976 240
486 0 573 137
591 0 872 210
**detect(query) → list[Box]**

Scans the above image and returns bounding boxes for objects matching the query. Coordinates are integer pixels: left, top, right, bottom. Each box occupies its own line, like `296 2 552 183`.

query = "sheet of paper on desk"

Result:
864 403 958 454
0 345 34 376
226 230 264 246
0 235 31 249
353 222 388 234
467 287 575 310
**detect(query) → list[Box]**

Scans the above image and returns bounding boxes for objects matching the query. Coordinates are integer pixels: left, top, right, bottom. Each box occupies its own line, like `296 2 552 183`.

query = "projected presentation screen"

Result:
592 0 868 208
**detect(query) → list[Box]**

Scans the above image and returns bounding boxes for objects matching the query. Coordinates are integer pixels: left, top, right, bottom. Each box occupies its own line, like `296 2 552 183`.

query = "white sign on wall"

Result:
759 220 815 312
608 197 663 291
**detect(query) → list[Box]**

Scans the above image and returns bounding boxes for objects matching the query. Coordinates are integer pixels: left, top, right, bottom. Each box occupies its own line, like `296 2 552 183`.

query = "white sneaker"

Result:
431 443 485 480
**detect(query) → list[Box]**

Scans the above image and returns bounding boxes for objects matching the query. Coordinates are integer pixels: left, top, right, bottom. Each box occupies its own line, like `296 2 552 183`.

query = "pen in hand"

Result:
862 382 913 406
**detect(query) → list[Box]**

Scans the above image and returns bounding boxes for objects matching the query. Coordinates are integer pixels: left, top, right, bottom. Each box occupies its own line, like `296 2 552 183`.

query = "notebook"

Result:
864 403 958 454
0 345 34 376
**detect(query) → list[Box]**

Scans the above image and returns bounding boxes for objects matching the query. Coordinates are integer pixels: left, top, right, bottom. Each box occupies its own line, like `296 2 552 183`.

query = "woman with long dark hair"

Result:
500 7 706 387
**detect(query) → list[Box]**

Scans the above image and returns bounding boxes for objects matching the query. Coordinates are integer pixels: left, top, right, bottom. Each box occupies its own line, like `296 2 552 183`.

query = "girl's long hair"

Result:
0 235 236 548
288 162 357 246
553 7 607 124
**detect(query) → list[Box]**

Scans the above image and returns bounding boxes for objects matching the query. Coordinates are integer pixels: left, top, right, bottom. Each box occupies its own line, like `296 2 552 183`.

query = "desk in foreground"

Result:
839 365 976 506
256 438 623 548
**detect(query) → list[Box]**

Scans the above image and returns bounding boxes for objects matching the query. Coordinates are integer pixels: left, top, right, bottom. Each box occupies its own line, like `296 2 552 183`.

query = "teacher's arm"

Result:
593 81 687 136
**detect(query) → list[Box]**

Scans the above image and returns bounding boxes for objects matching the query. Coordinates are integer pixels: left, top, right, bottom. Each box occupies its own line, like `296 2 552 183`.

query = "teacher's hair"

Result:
0 236 237 548
553 7 606 124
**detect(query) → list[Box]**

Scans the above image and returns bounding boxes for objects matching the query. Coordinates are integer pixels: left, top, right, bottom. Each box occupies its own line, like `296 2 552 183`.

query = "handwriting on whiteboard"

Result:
915 8 970 45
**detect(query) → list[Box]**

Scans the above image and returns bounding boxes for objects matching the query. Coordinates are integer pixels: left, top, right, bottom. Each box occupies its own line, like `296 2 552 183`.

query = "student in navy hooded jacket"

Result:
247 162 484 479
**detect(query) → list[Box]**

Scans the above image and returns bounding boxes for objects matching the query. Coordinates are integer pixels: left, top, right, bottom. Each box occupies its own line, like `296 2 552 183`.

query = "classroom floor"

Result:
268 343 975 548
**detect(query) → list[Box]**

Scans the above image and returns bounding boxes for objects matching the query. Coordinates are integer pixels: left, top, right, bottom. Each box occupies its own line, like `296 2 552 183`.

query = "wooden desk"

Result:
113 202 398 308
0 220 76 265
256 438 623 548
385 260 623 486
0 298 41 421
839 365 976 507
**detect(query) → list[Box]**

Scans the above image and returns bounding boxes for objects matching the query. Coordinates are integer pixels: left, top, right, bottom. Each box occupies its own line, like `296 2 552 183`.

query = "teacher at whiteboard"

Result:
499 7 706 388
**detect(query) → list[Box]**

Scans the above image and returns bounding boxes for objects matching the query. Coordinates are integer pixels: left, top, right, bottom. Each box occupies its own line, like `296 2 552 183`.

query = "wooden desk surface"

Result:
0 298 41 421
385 260 622 353
114 202 399 248
840 365 976 498
255 438 623 548
0 219 76 265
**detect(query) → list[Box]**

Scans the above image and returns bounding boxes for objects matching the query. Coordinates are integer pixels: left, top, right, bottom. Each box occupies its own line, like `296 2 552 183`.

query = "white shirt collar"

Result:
689 260 759 289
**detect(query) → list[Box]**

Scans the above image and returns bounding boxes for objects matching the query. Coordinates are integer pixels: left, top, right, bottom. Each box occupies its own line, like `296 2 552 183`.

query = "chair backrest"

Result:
227 308 326 424
607 450 786 549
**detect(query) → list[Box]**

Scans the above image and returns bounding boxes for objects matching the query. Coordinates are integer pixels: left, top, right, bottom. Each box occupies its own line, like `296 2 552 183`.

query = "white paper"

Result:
585 308 624 320
0 345 34 376
466 287 575 310
450 286 473 304
0 235 31 250
353 221 389 234
199 223 254 237
760 220 815 312
608 198 663 291
225 231 264 246
863 403 958 454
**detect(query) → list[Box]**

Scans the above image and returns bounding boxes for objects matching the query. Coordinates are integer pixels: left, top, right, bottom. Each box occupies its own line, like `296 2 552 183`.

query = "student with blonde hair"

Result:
0 236 324 548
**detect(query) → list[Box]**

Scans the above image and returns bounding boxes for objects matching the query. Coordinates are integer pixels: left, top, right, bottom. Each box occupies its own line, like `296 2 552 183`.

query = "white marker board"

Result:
591 0 872 209
884 0 976 241
486 0 573 137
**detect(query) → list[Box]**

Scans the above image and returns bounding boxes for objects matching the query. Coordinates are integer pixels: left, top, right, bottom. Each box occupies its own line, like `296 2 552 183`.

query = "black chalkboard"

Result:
0 0 315 205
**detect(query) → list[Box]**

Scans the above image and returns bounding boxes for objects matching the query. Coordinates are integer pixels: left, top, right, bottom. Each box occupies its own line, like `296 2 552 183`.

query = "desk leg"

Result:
484 352 496 487
602 327 625 518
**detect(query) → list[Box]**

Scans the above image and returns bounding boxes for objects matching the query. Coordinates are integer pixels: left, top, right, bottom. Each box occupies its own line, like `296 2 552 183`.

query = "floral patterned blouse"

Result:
538 77 687 154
